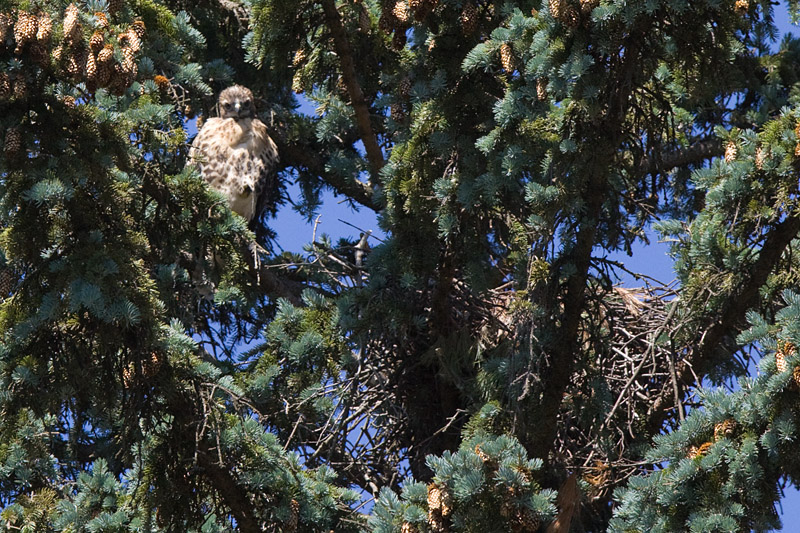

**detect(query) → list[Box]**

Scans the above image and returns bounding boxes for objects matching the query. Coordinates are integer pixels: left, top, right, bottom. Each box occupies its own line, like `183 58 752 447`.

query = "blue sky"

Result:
263 5 800 528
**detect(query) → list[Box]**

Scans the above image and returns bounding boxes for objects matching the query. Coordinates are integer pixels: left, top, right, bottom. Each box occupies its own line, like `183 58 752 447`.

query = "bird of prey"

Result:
188 85 278 226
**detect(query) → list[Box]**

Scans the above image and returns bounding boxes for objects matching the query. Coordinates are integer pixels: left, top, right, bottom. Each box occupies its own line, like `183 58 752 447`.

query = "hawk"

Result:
188 85 278 226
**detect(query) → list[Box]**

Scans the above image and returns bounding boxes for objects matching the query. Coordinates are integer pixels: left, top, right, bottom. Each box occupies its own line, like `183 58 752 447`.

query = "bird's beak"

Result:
234 102 241 116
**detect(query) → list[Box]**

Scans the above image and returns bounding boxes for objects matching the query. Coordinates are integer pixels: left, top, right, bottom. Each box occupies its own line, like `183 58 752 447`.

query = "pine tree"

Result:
3 0 800 531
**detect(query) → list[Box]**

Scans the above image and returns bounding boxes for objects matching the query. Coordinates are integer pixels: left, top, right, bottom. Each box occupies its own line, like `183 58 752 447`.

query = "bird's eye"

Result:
244 100 251 107
223 102 231 109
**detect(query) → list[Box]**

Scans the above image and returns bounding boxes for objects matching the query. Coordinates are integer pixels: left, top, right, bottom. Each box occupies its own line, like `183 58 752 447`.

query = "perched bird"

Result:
188 85 278 225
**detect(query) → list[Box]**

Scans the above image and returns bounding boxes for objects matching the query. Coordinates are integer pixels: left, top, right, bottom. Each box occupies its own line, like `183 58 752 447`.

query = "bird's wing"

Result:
188 118 225 171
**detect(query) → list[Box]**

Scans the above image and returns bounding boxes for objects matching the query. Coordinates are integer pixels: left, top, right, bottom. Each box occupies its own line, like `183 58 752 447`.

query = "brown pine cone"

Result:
12 77 26 99
90 30 104 52
96 44 114 87
86 51 97 81
500 43 515 72
153 74 170 91
63 4 81 43
4 127 22 157
121 46 136 76
120 28 141 52
460 2 478 34
393 0 411 24
36 12 53 43
14 11 38 53
0 266 16 297
0 13 12 45
0 72 10 99
108 0 124 16
29 43 49 66
131 20 146 38
536 77 548 100
94 12 109 30
724 140 737 162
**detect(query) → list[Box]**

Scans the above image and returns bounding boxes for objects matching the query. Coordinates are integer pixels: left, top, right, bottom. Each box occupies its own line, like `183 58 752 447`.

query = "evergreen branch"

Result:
527 27 651 461
273 134 379 211
196 441 261 533
647 213 800 433
319 0 386 177
638 138 723 176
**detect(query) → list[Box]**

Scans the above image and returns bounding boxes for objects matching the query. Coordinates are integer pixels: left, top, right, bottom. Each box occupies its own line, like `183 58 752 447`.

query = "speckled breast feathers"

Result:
188 85 278 224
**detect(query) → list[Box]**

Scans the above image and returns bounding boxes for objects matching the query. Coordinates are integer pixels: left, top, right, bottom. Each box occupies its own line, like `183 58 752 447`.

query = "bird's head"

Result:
218 85 255 120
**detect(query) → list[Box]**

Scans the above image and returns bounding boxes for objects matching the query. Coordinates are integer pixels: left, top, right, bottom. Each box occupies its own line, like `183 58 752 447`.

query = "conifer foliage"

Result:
3 0 800 531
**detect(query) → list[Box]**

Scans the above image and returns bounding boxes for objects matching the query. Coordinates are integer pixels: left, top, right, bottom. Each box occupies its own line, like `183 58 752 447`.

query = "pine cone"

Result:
62 95 76 107
4 127 22 157
755 146 766 170
66 47 87 80
0 72 10 99
142 351 163 378
500 43 515 72
109 63 131 95
410 0 437 20
511 507 540 533
97 44 115 87
549 0 564 20
131 20 146 39
292 71 305 93
580 0 598 14
153 74 170 91
562 5 580 27
0 13 12 45
724 140 737 162
734 0 749 14
184 104 195 119
285 499 300 532
12 77 26 99
14 11 38 53
696 441 713 457
108 0 123 16
393 0 411 24
713 419 737 440
36 12 53 43
52 43 64 62
120 28 141 52
401 522 419 533
292 48 307 67
776 349 788 374
776 341 795 374
688 441 713 459
122 364 135 388
427 483 442 511
460 3 478 35
94 12 109 30
536 77 548 100
90 30 104 52
86 51 97 81
29 43 49 66
390 102 405 121
63 4 81 43
121 46 137 76
397 76 411 97
0 266 16 297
